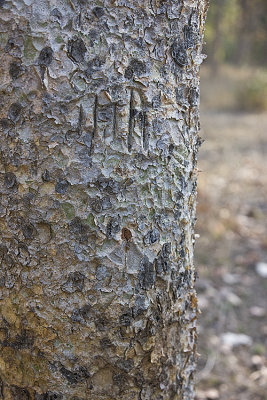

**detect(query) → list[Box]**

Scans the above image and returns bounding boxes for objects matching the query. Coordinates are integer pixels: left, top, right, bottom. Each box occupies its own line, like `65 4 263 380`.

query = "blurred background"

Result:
195 1 267 399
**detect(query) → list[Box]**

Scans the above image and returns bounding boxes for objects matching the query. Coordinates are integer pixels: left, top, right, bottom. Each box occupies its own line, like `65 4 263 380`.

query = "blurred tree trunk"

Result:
235 0 253 64
0 1 208 399
237 0 267 65
208 0 227 76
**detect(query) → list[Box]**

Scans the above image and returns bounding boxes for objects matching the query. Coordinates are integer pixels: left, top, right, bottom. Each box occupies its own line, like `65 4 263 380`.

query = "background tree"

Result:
205 0 227 75
205 0 267 69
0 1 208 399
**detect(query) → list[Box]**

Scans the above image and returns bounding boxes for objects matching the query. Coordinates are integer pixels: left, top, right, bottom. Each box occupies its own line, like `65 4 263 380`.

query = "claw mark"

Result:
141 110 148 151
113 103 117 138
78 104 84 134
84 90 148 154
149 0 156 15
90 95 98 155
128 88 149 152
128 89 134 152
78 12 82 26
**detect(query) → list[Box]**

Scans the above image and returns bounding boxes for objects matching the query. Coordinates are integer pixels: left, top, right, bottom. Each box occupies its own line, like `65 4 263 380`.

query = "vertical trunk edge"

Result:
0 1 208 399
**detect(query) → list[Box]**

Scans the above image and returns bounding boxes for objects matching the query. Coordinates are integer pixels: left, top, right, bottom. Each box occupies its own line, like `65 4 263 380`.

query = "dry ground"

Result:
195 66 267 400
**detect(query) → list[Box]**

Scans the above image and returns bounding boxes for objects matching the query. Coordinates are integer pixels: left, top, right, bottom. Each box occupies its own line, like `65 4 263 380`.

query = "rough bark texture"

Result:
0 1 208 399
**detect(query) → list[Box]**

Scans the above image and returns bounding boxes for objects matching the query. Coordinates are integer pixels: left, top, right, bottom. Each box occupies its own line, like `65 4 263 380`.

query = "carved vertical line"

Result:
142 111 148 151
128 89 134 152
78 104 84 135
102 105 108 141
90 95 98 155
113 103 117 138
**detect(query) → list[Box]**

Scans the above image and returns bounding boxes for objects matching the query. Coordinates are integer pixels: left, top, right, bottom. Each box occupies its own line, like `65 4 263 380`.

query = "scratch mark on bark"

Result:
141 111 148 151
90 95 98 155
113 103 117 138
128 89 134 152
78 104 84 134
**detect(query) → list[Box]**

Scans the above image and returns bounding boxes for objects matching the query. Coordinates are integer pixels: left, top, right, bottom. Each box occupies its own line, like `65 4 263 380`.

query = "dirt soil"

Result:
195 68 267 400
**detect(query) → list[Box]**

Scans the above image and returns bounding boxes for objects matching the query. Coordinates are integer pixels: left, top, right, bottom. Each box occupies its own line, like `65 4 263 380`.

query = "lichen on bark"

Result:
0 0 208 399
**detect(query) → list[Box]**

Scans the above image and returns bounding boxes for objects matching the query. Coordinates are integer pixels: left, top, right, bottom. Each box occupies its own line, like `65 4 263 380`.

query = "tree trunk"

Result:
0 1 208 399
207 0 226 76
235 0 254 65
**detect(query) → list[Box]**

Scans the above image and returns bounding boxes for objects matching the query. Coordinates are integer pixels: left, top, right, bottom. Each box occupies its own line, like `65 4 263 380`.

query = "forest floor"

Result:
195 65 267 400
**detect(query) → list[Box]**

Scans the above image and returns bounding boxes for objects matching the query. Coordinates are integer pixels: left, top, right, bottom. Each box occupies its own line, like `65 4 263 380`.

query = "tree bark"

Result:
0 1 208 399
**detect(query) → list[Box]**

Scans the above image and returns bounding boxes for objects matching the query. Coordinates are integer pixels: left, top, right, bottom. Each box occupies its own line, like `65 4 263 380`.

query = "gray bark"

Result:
0 0 208 399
